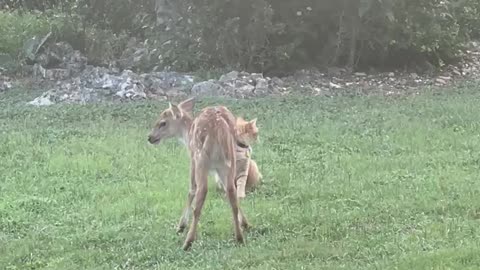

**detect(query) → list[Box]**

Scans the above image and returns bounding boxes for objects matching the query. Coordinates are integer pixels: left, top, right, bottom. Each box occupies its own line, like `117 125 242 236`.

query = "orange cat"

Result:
215 117 262 198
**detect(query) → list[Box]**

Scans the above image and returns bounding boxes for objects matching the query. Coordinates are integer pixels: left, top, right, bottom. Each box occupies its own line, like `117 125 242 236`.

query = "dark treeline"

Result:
1 0 479 75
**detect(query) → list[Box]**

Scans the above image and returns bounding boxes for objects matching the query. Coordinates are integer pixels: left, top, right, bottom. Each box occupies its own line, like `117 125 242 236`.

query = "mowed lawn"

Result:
1 85 480 269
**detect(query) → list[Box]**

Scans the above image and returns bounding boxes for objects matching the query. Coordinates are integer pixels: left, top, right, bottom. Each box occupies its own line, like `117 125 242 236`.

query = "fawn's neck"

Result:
178 116 193 147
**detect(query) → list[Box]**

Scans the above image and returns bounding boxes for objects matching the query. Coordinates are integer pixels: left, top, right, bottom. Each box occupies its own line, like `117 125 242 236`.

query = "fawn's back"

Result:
189 106 237 171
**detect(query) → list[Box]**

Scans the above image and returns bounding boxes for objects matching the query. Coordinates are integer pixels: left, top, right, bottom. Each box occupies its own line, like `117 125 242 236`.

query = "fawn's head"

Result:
148 97 195 145
236 117 258 146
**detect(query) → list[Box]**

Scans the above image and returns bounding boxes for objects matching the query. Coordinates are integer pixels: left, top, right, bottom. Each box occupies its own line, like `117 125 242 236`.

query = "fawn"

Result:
147 97 249 250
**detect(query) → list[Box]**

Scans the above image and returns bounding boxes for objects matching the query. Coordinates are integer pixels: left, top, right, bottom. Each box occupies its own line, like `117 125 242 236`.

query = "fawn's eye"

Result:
159 121 167 128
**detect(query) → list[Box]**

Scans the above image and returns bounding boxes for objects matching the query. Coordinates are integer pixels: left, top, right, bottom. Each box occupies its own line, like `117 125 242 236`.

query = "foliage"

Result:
1 0 480 73
454 0 480 39
146 0 480 72
0 10 54 56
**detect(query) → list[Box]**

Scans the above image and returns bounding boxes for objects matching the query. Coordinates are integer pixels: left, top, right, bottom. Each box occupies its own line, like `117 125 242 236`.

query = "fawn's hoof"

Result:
239 215 250 230
182 235 195 251
235 233 245 245
182 231 196 251
176 224 186 234
182 241 193 251
241 220 251 230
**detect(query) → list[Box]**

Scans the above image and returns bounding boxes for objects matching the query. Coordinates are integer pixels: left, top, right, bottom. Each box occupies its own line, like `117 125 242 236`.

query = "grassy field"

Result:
1 85 480 269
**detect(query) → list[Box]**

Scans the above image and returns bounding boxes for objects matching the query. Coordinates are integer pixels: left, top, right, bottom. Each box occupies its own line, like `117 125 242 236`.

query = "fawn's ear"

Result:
169 102 182 119
178 97 195 115
249 118 257 126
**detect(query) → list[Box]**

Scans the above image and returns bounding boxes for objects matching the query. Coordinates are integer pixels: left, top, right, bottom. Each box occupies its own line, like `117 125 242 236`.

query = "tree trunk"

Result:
347 0 360 72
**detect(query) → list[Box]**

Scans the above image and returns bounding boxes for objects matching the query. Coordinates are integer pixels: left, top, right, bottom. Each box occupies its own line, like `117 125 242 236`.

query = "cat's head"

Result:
236 117 259 146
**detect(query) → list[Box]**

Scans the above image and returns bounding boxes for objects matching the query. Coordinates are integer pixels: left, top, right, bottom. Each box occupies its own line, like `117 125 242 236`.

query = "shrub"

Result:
2 0 480 74
0 10 53 56
145 0 480 73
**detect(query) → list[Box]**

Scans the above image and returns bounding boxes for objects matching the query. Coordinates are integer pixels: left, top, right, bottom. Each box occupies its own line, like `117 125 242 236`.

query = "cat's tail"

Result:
246 159 262 190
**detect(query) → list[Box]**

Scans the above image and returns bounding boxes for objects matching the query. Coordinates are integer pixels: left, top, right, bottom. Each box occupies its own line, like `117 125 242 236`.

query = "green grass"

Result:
1 85 480 269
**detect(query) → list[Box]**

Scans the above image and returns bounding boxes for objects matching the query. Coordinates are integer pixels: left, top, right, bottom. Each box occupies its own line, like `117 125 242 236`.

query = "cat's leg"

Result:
236 162 249 199
246 159 262 191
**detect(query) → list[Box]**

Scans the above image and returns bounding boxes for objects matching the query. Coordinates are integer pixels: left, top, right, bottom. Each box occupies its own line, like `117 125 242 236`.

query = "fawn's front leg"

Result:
177 158 196 234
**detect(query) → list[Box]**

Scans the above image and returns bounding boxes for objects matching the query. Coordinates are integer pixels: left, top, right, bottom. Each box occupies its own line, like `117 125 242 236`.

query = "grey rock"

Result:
45 68 71 81
28 96 55 106
219 71 239 82
0 79 12 92
235 82 255 98
165 88 188 99
329 82 341 89
29 61 200 104
250 73 264 82
115 70 146 99
141 71 195 92
33 64 47 79
271 77 284 86
255 78 269 95
452 69 462 76
437 75 451 81
435 78 448 85
191 80 225 96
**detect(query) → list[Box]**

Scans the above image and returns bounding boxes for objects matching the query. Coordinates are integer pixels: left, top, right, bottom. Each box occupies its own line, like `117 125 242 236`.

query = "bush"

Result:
144 0 480 73
0 9 89 59
0 8 131 69
0 10 53 56
360 0 469 66
1 0 480 74
454 0 480 39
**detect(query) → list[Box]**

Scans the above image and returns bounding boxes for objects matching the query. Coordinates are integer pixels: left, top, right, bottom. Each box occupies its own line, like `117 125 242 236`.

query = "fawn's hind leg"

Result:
217 166 246 242
182 162 209 250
